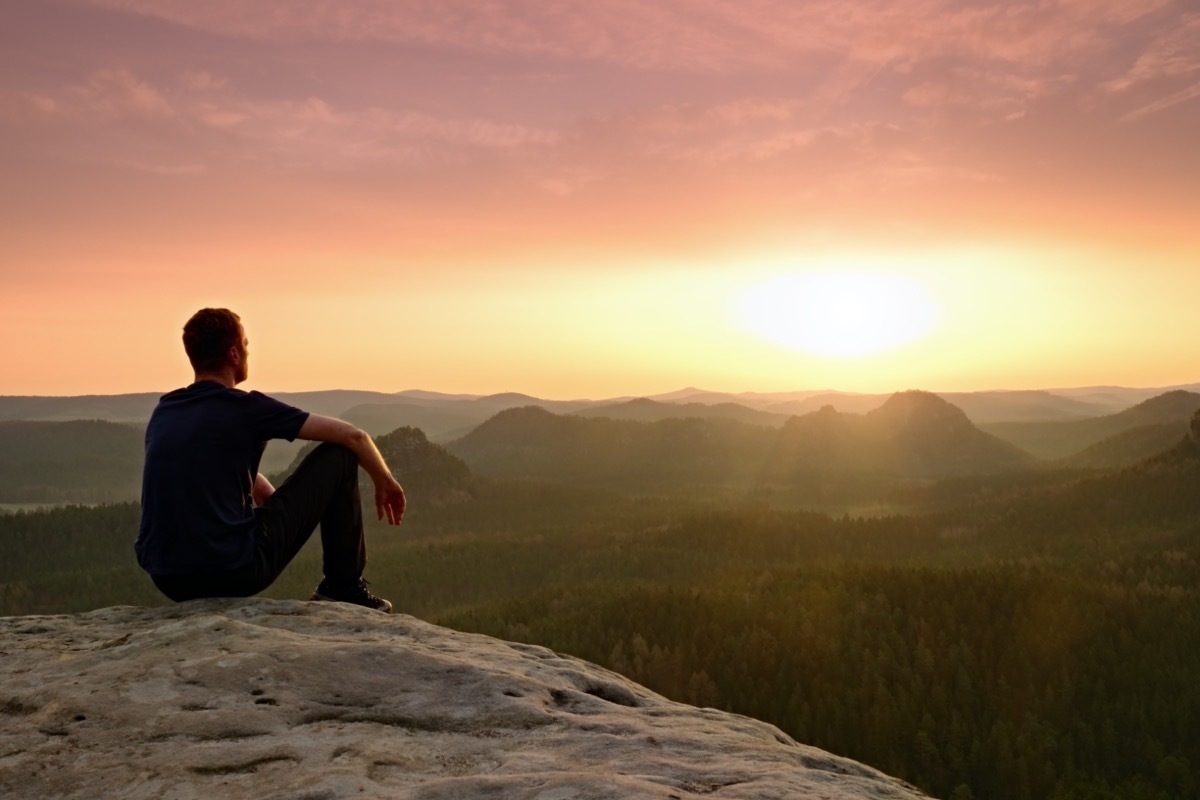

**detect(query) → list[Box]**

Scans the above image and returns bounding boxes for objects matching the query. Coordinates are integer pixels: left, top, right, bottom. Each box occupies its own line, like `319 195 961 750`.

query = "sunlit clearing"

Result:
737 272 940 359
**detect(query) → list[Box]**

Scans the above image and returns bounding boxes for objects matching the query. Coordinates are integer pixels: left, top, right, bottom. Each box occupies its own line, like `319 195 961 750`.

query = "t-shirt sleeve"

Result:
247 391 310 442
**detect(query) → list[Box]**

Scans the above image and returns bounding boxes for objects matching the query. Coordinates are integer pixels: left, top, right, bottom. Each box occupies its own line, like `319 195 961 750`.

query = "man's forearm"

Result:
342 428 394 484
298 414 395 483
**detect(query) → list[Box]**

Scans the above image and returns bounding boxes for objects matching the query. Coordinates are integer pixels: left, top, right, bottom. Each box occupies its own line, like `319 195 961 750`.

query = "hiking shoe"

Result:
310 577 393 613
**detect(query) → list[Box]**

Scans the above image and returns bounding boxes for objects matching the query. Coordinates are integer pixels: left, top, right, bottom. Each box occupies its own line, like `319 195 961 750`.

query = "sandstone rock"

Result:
0 599 929 799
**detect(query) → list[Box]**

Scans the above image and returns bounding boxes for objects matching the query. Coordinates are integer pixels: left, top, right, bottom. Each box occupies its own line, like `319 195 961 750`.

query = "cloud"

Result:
9 0 1196 218
618 99 798 139
77 67 176 119
10 61 560 173
113 160 207 175
902 67 1075 119
181 70 229 92
1121 81 1200 121
78 0 1197 136
0 91 60 123
1103 13 1200 92
86 0 772 72
84 0 1167 73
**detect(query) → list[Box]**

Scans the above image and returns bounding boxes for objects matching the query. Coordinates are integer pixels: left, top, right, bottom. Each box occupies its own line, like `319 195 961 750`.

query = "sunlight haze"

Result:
2 1 1198 398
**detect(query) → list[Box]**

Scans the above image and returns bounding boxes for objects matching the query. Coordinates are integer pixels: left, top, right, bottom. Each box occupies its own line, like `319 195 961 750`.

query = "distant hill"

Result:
867 391 1036 475
0 420 144 503
761 391 1035 484
965 413 1200 542
1062 423 1189 470
446 406 775 491
273 426 473 509
460 393 601 417
3 383 1183 432
371 427 474 507
5 387 1191 506
574 398 789 427
0 394 161 423
761 392 889 417
938 390 1104 423
339 402 483 441
342 393 609 442
982 390 1200 460
0 390 409 425
267 390 414 418
448 394 1037 497
648 388 1131 423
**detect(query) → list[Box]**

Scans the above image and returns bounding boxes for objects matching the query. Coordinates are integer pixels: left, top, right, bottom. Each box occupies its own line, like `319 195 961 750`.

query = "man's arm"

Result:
296 414 406 525
252 473 275 506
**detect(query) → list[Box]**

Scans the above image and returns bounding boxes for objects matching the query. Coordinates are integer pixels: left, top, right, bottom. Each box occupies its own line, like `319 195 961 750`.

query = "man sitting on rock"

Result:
135 307 405 613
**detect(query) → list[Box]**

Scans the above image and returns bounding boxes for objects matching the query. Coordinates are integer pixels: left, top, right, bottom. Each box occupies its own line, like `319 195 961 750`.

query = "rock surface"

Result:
0 599 929 799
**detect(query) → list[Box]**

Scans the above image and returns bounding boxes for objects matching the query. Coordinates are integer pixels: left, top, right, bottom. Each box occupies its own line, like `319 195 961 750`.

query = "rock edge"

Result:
0 598 929 799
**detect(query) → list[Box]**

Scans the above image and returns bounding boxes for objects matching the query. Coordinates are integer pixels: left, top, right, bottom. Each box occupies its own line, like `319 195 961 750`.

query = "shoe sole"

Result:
310 592 393 614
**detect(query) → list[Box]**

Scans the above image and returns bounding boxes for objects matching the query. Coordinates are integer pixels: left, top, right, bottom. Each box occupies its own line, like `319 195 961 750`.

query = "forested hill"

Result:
0 420 143 503
5 388 1196 510
446 406 775 491
0 393 160 422
272 426 474 512
970 427 1200 546
447 391 1037 494
762 390 1035 481
981 389 1200 461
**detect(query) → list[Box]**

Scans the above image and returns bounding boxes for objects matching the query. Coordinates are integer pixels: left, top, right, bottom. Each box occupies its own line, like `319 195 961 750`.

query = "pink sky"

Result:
2 0 1199 398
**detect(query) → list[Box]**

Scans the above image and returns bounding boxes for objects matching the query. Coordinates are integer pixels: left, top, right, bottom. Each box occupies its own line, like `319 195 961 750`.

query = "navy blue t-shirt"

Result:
135 381 309 575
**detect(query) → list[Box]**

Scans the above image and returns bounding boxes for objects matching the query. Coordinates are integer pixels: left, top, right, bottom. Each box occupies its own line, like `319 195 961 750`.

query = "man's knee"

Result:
308 442 358 478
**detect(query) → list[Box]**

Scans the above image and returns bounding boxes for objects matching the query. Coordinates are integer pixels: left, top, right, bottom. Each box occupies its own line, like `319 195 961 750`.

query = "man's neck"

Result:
192 369 238 389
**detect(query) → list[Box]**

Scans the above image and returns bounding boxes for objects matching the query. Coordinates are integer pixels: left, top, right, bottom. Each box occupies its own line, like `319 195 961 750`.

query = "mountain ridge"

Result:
446 391 1039 495
982 390 1200 461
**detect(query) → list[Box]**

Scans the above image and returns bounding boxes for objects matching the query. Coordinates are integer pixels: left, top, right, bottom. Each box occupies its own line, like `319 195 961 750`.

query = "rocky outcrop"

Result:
0 599 929 799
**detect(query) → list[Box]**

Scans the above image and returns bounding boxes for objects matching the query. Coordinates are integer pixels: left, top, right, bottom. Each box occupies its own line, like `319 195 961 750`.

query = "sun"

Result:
736 271 940 358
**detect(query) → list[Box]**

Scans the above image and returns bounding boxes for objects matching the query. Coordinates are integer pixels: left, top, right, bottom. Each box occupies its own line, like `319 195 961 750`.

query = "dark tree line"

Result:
441 559 1200 800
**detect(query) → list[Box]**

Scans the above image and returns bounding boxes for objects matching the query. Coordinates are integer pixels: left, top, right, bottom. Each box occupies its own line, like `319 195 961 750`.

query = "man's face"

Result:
233 326 249 384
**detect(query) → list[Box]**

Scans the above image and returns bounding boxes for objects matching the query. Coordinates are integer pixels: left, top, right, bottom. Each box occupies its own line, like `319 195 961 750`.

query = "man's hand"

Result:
375 476 406 525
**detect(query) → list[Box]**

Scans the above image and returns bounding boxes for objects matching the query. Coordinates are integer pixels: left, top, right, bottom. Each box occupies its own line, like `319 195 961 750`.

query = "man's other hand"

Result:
375 477 406 525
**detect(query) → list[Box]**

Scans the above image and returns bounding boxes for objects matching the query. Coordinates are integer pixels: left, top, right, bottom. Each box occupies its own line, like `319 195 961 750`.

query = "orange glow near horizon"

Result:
3 2 1199 399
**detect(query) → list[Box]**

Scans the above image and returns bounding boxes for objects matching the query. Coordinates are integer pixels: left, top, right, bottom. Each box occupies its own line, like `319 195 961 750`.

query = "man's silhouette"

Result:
135 308 405 612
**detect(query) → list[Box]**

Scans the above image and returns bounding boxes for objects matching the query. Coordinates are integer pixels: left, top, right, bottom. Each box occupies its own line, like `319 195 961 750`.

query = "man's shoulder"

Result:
243 389 306 412
152 383 306 423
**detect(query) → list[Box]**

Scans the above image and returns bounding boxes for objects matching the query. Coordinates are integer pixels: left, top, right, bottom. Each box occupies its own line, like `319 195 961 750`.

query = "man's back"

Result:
136 381 307 576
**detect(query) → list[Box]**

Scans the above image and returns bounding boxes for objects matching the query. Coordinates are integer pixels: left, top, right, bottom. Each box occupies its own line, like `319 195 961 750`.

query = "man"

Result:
135 307 405 612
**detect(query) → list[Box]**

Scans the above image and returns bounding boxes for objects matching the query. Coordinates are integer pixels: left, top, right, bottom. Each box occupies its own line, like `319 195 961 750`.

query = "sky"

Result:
2 0 1199 399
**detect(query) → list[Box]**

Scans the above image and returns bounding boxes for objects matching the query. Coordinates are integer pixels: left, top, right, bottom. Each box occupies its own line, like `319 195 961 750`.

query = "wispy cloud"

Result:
1103 13 1200 92
84 0 1173 73
12 64 560 173
7 1 1197 221
1121 81 1200 121
77 67 176 120
80 0 1195 131
0 91 60 123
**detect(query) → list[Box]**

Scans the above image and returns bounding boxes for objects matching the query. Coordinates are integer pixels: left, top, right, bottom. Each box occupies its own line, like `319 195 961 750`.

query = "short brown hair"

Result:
182 308 242 372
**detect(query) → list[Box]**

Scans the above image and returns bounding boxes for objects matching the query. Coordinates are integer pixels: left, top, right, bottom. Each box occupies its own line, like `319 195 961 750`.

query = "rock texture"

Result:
0 599 929 799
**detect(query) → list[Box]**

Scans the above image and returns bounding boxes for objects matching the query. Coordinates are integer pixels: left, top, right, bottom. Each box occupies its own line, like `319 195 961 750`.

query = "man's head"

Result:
182 308 248 383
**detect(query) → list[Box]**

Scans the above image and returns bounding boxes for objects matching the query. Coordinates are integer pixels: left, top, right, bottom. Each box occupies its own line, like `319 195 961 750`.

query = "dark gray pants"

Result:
152 443 366 601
